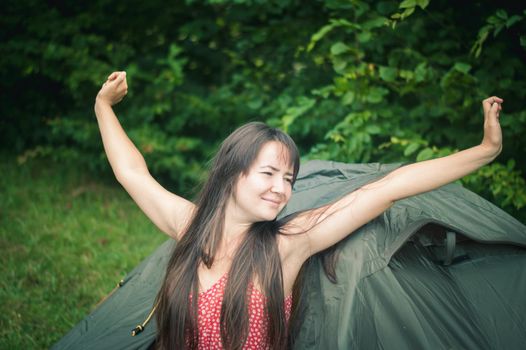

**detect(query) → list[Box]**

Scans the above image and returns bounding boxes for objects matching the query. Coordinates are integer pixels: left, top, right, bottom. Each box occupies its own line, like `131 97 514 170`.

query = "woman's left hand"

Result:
480 96 503 157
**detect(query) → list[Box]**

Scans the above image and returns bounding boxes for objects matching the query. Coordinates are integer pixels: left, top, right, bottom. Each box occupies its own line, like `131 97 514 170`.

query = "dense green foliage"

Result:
0 155 165 349
1 0 525 221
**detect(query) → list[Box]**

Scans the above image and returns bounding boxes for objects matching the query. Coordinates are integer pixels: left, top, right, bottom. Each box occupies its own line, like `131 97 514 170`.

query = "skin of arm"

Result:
95 71 194 239
284 96 504 261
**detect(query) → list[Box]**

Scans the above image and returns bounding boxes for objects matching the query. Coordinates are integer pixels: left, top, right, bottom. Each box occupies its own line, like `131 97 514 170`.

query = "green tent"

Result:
53 161 526 349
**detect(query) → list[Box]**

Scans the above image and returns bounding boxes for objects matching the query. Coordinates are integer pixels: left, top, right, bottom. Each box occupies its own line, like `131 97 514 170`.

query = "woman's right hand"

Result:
96 71 128 106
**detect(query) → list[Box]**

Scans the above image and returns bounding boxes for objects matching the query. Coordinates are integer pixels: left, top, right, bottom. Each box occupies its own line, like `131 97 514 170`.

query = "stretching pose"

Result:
95 71 503 350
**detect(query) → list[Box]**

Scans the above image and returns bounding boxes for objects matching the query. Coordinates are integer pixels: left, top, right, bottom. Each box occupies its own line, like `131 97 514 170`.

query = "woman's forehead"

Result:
254 141 294 171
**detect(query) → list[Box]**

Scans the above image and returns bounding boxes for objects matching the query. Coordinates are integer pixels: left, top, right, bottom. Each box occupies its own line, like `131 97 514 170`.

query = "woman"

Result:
95 71 503 349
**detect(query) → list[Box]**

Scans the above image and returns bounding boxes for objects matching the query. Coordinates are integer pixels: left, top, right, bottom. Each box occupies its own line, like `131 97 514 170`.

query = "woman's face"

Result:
230 141 294 223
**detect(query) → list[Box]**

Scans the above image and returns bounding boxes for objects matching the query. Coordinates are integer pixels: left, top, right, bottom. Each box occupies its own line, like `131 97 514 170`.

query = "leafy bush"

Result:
1 0 525 220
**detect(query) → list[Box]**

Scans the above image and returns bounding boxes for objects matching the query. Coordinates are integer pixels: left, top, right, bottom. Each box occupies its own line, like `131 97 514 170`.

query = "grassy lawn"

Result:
0 156 168 349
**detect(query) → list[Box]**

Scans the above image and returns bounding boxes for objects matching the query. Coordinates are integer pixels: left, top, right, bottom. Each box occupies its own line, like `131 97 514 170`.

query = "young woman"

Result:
95 71 503 349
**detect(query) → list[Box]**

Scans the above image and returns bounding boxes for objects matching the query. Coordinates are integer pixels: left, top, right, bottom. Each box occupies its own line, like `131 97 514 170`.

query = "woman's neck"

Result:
219 220 248 259
223 201 252 244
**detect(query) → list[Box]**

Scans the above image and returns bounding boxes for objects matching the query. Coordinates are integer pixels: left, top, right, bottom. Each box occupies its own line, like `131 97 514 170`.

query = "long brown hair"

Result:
155 122 300 349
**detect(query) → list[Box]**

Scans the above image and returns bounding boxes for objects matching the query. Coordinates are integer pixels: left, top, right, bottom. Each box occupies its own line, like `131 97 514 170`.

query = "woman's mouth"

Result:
262 197 281 207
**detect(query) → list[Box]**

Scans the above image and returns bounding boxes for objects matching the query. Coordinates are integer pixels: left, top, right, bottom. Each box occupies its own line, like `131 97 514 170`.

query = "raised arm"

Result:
286 97 504 260
95 71 194 239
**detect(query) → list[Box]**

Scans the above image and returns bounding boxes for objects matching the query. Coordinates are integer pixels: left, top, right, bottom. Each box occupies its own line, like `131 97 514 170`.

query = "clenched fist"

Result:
96 71 128 106
480 96 503 157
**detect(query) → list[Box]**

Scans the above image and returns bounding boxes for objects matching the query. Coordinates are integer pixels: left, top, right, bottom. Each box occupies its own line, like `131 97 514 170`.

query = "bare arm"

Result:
95 71 195 239
286 96 504 260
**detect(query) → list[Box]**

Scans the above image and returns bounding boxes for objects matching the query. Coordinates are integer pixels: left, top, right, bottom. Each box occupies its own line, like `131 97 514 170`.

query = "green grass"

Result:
0 155 167 349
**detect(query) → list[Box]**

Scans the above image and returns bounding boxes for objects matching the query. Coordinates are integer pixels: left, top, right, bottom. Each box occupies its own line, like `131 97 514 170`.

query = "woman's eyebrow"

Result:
259 165 293 176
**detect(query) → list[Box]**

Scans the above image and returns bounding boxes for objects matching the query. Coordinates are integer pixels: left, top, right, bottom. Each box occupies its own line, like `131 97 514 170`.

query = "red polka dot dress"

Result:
193 274 292 349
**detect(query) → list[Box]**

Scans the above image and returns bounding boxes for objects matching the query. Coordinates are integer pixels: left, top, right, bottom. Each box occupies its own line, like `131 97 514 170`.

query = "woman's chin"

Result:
255 211 279 222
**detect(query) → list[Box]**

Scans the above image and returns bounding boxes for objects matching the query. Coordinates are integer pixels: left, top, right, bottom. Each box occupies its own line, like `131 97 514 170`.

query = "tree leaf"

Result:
416 148 434 161
415 0 430 9
342 91 355 105
506 15 522 28
404 142 420 156
379 66 397 82
366 125 382 134
399 0 416 9
333 58 348 73
414 62 428 82
366 87 389 103
308 23 335 52
496 9 508 20
331 42 350 55
453 62 472 74
401 7 415 19
362 16 388 30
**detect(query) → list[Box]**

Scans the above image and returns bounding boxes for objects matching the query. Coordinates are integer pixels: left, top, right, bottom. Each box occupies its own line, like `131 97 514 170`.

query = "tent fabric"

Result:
52 160 526 350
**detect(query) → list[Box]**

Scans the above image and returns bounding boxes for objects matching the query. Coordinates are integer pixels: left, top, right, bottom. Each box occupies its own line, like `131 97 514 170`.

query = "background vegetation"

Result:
2 0 526 213
0 156 165 348
1 0 525 348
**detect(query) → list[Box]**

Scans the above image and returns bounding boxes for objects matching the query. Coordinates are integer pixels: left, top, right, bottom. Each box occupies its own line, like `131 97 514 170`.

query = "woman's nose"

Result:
271 177 285 194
